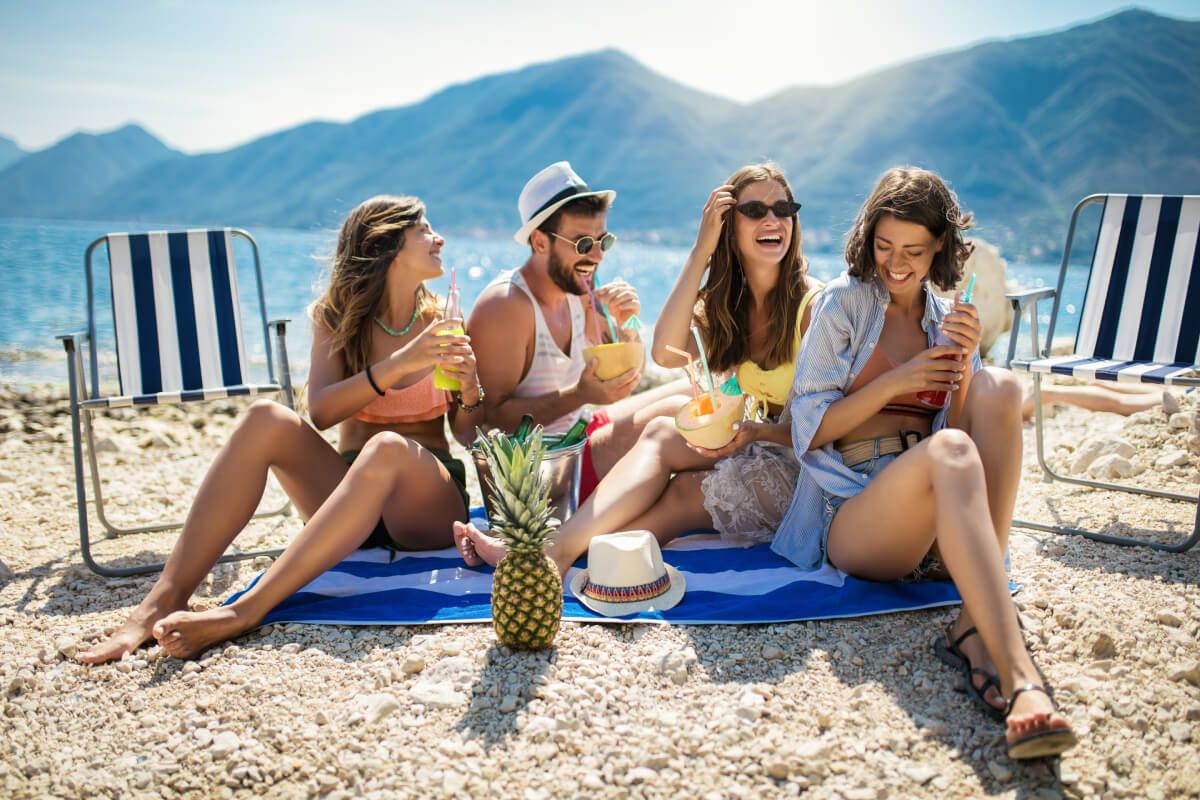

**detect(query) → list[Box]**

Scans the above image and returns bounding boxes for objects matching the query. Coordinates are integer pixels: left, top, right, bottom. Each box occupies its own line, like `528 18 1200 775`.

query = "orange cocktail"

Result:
674 391 745 450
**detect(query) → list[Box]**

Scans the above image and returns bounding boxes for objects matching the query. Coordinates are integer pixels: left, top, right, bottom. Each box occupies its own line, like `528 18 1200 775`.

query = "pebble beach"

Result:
1 381 1198 799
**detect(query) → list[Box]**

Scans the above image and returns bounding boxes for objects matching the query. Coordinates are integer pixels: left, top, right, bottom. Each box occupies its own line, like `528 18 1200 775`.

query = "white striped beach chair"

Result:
1005 194 1200 552
58 229 296 576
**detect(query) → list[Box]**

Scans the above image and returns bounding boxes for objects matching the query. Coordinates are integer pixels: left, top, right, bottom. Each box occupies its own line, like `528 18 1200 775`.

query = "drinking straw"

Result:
602 304 619 343
580 276 605 344
690 325 716 397
962 273 977 304
665 345 701 405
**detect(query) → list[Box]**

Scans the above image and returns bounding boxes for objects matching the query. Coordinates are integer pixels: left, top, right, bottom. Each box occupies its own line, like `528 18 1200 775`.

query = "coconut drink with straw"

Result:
580 275 644 380
671 328 746 449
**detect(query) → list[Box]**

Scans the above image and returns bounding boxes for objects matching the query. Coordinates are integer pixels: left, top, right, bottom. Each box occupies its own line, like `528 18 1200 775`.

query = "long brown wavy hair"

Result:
697 163 811 372
309 195 442 376
844 167 975 292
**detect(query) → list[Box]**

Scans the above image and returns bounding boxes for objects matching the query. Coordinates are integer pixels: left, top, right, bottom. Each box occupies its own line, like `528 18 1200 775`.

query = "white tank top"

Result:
486 269 587 433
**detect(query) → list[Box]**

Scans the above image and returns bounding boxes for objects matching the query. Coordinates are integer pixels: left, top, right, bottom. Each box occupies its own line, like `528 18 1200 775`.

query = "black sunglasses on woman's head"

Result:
735 200 802 220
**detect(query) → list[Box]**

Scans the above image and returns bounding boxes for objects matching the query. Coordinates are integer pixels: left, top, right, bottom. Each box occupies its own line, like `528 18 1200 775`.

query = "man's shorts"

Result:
578 410 613 504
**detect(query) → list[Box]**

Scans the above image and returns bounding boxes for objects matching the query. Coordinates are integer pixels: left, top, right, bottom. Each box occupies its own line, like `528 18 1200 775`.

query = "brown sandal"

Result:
1005 684 1078 760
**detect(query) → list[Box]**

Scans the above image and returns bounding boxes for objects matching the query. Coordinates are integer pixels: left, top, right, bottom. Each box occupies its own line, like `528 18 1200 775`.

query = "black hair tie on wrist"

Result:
364 363 385 397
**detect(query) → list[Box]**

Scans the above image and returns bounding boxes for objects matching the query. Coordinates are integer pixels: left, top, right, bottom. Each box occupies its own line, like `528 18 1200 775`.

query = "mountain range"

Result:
1 9 1196 258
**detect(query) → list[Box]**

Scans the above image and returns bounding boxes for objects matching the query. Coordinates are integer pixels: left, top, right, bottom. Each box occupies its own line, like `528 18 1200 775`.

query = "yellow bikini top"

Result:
736 282 823 418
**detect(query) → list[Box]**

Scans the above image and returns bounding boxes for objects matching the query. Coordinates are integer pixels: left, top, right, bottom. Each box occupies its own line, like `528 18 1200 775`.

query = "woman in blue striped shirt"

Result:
774 167 1077 760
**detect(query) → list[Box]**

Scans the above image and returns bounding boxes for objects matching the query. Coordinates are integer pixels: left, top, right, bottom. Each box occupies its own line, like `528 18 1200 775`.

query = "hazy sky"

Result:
2 1 1196 153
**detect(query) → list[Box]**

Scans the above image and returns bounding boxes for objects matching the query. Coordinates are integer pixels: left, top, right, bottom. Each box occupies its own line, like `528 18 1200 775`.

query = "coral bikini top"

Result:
354 370 450 425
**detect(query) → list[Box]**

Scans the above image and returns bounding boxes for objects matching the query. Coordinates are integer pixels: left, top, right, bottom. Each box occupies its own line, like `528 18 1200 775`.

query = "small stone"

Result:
626 767 656 785
843 788 877 800
0 559 12 581
987 760 1013 783
1169 412 1191 430
1087 453 1136 480
210 731 239 758
1092 633 1118 658
736 690 765 720
409 681 466 708
443 771 467 793
93 436 120 453
315 711 330 726
1155 450 1190 469
762 645 784 660
1156 611 1184 628
904 765 936 785
360 693 401 723
55 636 78 659
765 761 790 780
1168 723 1192 743
400 655 426 675
498 695 519 713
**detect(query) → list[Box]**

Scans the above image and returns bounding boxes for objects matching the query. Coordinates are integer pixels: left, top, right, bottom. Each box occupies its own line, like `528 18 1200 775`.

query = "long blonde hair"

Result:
698 163 810 372
310 195 441 376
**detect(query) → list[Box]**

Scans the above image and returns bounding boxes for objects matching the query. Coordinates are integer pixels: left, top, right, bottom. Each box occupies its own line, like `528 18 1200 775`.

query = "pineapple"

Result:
476 425 562 650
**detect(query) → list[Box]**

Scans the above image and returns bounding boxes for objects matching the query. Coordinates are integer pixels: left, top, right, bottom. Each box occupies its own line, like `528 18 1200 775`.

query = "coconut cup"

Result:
583 341 645 380
674 391 745 450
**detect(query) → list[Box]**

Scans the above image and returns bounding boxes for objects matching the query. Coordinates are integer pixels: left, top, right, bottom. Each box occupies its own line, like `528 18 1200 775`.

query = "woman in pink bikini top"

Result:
82 194 485 665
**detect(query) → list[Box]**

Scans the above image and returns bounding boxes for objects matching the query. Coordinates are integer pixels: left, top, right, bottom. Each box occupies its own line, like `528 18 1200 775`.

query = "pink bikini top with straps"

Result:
847 346 937 418
354 370 450 425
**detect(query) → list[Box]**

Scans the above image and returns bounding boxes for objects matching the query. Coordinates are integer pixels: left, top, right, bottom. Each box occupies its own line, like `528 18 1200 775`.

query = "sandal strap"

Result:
1005 683 1050 717
951 625 980 652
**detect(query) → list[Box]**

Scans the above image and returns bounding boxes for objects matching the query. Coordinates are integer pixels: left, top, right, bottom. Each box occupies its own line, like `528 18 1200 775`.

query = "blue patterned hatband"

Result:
582 573 671 604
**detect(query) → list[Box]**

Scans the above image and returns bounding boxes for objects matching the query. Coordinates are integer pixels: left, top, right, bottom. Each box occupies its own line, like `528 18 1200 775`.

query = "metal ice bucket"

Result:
471 436 587 524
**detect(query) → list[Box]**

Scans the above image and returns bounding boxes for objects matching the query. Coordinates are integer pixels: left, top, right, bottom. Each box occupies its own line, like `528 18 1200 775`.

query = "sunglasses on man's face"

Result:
550 231 617 256
735 200 802 220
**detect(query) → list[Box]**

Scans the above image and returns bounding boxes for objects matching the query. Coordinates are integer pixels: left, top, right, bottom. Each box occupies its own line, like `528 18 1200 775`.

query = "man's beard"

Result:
547 247 593 296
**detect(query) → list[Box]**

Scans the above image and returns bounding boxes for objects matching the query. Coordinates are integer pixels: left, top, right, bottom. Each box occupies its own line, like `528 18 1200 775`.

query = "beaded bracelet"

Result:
458 384 485 411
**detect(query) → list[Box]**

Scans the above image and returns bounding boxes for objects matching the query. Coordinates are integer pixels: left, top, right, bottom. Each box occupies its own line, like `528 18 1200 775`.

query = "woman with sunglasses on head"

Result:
456 162 821 572
773 167 1077 760
82 195 483 663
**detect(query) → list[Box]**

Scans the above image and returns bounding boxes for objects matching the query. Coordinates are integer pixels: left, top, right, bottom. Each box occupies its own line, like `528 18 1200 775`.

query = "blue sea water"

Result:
0 218 1089 388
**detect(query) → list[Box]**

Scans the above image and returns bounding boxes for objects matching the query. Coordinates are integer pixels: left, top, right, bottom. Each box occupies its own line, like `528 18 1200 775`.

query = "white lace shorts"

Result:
701 441 800 545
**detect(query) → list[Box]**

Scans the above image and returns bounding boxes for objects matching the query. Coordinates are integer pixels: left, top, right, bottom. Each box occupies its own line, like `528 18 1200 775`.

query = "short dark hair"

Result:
844 167 974 292
536 194 611 239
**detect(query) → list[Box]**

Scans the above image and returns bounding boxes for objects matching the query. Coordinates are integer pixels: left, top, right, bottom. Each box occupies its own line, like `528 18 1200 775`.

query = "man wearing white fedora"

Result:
465 161 690 509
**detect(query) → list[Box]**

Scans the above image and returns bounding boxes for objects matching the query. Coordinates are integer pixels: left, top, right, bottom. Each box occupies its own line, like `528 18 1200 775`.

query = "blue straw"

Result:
602 304 619 343
962 273 977 304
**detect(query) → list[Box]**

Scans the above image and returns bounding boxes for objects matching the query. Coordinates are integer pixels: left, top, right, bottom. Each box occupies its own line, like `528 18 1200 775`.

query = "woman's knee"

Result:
237 399 300 438
925 428 982 478
967 367 1024 417
353 432 417 482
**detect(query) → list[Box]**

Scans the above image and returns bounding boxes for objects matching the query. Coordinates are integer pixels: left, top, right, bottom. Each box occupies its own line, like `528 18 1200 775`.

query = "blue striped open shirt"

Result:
770 272 982 570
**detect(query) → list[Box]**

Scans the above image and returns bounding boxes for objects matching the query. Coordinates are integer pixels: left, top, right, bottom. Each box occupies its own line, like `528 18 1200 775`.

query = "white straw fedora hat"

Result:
569 530 685 617
514 161 616 245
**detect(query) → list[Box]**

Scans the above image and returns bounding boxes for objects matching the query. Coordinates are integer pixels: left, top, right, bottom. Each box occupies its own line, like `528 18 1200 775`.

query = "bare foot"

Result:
153 606 253 660
452 521 507 567
79 599 187 665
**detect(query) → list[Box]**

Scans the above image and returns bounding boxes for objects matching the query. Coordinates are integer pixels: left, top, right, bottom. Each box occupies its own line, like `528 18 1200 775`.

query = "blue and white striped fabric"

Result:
228 513 968 626
1012 194 1200 386
107 230 258 399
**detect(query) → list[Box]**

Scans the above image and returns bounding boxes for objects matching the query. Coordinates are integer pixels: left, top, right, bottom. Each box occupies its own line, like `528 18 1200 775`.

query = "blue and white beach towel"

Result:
229 512 968 626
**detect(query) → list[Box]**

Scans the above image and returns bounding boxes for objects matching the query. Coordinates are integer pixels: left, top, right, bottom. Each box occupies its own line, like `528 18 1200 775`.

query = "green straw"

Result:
690 325 715 397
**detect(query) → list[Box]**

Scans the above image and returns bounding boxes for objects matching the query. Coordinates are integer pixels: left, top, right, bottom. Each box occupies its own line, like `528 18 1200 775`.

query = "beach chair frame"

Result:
1006 193 1200 552
59 229 296 576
